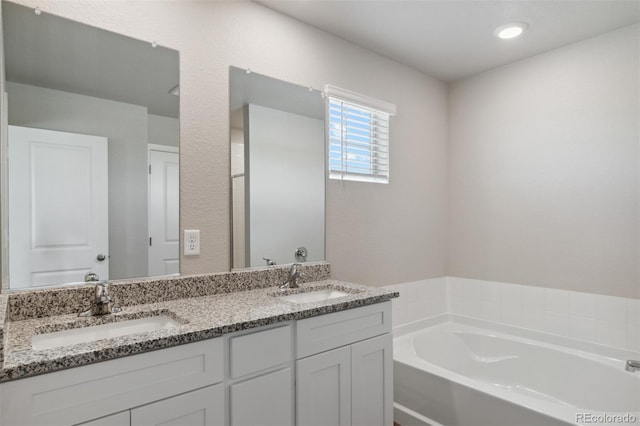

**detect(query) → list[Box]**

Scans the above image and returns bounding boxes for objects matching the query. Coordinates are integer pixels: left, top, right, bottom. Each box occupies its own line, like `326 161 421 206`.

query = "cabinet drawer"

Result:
229 324 292 378
1 338 223 426
296 302 391 358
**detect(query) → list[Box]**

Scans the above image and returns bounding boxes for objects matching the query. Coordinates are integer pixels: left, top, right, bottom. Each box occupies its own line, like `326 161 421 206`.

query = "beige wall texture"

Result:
448 25 639 298
7 0 448 287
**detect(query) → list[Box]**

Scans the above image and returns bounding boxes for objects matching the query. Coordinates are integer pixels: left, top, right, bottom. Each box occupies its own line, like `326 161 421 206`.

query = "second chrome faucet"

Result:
79 281 121 317
281 263 304 289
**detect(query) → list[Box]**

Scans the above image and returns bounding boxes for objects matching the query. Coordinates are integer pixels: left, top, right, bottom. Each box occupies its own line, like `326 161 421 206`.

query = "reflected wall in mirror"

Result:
2 1 180 290
229 67 325 269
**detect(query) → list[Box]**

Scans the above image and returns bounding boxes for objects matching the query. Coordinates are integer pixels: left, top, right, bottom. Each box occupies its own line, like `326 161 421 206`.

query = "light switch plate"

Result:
184 230 200 255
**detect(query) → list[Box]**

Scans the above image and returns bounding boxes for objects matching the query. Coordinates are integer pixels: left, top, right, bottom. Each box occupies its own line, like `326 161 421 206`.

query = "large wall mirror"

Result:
229 67 325 269
1 1 180 290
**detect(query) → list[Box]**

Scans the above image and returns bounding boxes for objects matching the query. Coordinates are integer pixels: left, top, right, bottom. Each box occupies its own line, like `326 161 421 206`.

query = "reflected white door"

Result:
8 126 109 288
148 145 179 276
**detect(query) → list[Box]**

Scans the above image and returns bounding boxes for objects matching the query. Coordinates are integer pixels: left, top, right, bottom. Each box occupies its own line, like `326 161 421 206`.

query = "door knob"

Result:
97 254 106 261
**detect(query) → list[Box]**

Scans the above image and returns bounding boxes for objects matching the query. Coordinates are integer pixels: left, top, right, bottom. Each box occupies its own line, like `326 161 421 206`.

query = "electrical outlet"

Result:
184 230 200 255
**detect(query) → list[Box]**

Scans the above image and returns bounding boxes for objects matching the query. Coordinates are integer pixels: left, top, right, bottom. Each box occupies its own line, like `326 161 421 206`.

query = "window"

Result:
325 85 396 184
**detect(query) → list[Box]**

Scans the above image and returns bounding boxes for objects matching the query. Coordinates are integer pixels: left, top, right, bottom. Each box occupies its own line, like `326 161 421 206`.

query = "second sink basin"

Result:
32 315 181 350
277 288 351 304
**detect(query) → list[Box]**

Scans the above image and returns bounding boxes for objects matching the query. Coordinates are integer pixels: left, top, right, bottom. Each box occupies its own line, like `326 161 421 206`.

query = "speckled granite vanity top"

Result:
0 264 397 382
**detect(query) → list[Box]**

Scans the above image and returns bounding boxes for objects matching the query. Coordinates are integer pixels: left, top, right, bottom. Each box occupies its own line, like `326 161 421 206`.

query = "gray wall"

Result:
7 82 150 280
448 25 639 298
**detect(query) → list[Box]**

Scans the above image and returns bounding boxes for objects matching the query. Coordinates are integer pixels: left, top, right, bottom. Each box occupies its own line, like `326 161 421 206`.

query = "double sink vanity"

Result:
0 262 398 426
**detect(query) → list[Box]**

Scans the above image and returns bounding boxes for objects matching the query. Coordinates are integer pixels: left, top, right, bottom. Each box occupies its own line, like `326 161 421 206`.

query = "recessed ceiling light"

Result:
495 22 528 40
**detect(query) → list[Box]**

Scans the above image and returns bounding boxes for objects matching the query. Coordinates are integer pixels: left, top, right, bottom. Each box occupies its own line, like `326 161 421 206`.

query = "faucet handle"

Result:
263 257 276 266
626 360 640 372
85 272 100 282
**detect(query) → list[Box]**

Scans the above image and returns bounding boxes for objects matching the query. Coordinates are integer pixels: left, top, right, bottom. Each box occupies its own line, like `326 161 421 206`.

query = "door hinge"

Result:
149 165 152 174
149 237 152 246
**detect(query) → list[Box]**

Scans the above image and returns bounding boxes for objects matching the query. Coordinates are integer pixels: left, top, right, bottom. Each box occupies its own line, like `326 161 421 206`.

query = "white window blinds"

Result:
325 85 396 184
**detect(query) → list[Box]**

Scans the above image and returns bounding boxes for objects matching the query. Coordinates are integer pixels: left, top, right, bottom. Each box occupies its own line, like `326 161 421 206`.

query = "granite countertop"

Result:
1 280 397 382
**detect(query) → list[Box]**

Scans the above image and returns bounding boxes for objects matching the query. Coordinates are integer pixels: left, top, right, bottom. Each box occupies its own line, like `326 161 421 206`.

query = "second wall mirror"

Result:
229 67 325 269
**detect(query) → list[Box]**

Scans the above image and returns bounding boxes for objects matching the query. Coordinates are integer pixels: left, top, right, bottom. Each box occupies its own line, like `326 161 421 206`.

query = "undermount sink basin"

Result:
277 288 350 304
32 315 181 350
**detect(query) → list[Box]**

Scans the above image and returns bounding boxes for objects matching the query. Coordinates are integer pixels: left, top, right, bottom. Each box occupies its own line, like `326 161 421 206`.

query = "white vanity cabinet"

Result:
296 302 393 426
0 301 392 426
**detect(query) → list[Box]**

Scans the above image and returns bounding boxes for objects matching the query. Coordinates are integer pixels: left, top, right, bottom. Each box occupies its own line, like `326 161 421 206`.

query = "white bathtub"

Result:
394 318 640 426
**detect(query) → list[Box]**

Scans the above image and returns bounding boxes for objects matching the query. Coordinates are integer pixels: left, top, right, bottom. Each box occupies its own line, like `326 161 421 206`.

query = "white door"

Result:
148 145 179 276
351 334 394 426
131 385 224 426
297 346 352 426
8 126 109 288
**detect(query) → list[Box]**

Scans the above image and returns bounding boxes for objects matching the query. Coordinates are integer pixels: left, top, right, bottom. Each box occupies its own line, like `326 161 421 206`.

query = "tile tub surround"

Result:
0 279 397 382
448 277 640 351
386 278 447 326
388 277 639 351
5 262 331 321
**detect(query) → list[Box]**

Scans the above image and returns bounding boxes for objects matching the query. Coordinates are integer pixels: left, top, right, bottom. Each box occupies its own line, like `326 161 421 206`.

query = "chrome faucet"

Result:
79 282 121 317
625 360 640 373
281 263 304 289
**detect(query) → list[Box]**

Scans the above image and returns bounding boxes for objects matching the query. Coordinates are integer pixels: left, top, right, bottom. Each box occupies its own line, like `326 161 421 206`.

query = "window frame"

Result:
324 85 396 184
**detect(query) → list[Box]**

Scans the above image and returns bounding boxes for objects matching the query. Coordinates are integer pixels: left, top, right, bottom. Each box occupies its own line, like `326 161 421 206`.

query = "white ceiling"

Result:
3 1 179 118
256 0 640 82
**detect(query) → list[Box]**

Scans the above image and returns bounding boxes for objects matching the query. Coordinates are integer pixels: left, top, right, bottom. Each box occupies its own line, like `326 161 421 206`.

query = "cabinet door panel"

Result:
230 368 293 426
351 333 393 426
131 385 224 426
78 411 130 426
297 346 351 426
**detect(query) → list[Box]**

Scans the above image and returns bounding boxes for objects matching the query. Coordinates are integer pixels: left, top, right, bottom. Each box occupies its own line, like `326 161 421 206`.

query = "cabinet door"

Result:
78 411 130 426
351 334 393 426
230 368 293 426
131 385 224 426
297 346 351 426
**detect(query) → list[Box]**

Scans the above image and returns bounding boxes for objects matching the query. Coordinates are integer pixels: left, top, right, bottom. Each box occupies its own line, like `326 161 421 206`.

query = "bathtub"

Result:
394 317 640 426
